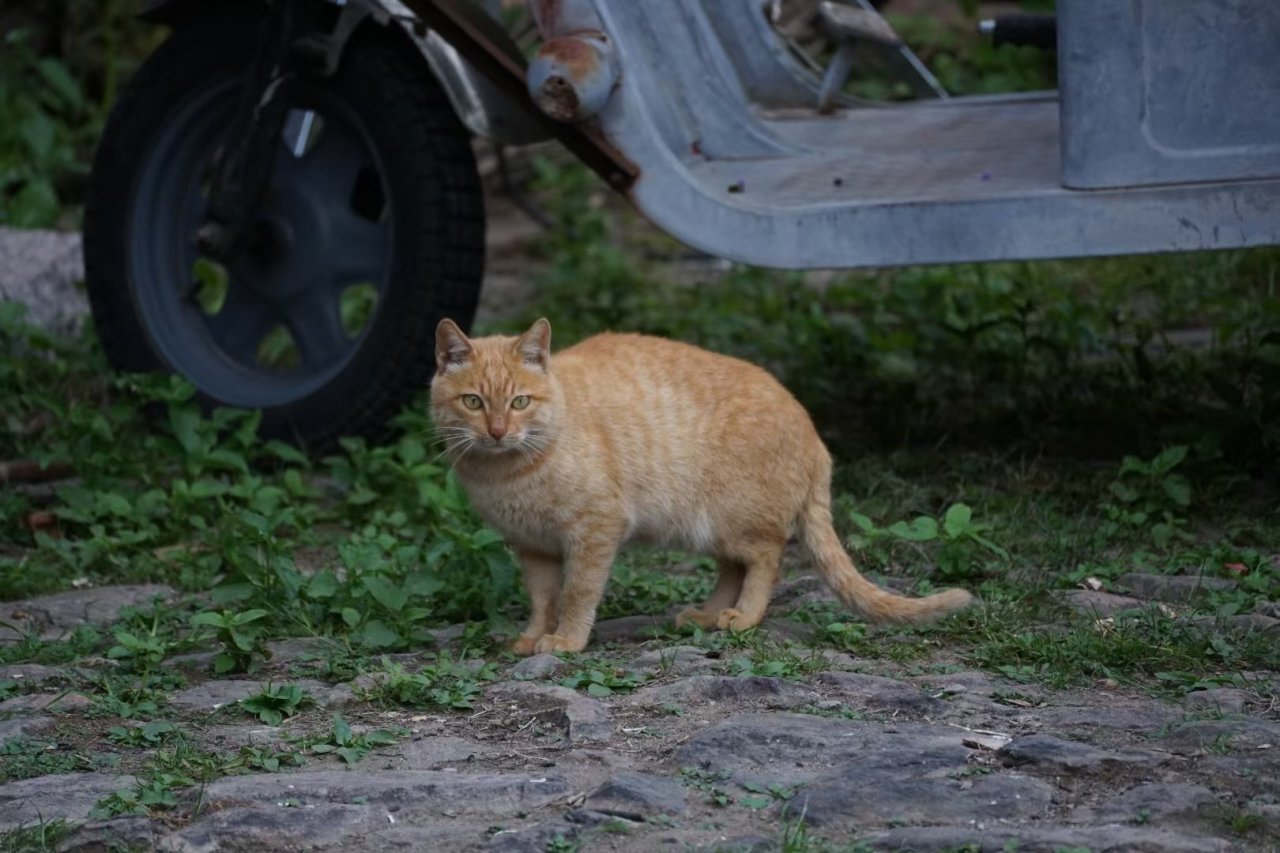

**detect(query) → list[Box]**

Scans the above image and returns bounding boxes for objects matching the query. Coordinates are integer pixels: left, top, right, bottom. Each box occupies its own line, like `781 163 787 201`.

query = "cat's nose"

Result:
488 422 507 440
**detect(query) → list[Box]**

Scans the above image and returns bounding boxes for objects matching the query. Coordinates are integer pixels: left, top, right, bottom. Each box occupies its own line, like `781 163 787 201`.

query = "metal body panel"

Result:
1059 0 1280 189
538 0 1280 269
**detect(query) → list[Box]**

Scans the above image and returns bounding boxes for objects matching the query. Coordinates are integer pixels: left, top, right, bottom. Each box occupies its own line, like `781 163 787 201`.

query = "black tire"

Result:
84 11 484 452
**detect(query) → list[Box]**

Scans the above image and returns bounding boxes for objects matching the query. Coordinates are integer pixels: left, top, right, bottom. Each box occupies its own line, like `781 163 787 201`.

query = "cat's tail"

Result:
798 489 974 625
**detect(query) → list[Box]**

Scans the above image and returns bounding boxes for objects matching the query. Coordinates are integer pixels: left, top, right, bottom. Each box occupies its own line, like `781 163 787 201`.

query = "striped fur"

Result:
431 319 973 655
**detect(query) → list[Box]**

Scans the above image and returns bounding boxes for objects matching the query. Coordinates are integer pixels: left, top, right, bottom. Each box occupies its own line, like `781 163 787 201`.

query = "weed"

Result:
92 771 192 817
361 656 497 710
190 609 272 675
0 737 115 782
678 767 732 807
559 664 648 697
1099 446 1194 546
107 721 182 747
227 745 305 773
0 818 72 853
238 683 314 726
305 714 401 765
728 643 826 681
544 836 579 853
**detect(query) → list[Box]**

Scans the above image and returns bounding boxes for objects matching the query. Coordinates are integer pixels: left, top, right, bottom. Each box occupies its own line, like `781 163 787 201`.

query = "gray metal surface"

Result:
379 0 549 144
535 0 1280 269
1059 0 1280 189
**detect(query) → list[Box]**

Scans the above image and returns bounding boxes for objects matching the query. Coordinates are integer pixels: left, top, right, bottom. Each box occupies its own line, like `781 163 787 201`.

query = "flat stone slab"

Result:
1068 781 1218 825
395 735 493 769
1062 589 1149 616
1153 717 1280 756
0 716 55 741
57 816 160 852
0 691 92 714
795 765 1053 828
0 226 87 332
1031 702 1181 734
510 653 565 680
677 712 1030 787
0 585 174 642
862 825 1232 852
812 671 945 715
626 676 817 710
630 645 719 675
167 679 356 713
583 771 687 819
203 770 570 818
0 771 136 832
0 664 67 684
491 682 614 742
1184 688 1250 714
999 733 1169 775
1118 573 1236 604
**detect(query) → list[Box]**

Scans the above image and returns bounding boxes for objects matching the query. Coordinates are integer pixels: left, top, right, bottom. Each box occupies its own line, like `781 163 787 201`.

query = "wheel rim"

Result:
127 77 394 409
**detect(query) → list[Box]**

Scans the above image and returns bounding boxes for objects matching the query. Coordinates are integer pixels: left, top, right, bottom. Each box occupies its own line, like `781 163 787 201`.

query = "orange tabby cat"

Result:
431 318 973 655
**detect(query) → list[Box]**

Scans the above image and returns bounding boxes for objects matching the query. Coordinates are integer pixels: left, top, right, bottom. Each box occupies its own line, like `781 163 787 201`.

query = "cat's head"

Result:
429 318 557 459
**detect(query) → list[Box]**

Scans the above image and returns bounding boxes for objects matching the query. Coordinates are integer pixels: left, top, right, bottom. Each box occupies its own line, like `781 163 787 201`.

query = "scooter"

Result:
83 0 1280 449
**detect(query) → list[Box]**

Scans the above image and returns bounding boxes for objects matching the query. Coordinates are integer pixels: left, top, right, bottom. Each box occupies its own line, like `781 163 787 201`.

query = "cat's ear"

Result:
515 318 552 371
435 319 473 373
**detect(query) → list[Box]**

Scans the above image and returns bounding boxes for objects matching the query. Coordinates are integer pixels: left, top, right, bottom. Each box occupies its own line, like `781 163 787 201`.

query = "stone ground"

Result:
0 577 1277 852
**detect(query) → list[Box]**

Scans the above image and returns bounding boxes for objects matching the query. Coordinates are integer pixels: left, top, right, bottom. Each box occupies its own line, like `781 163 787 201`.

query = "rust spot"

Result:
536 36 601 79
535 76 581 123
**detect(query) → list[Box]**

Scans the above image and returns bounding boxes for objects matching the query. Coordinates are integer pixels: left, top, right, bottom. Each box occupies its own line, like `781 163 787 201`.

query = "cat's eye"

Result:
511 395 531 410
461 394 483 411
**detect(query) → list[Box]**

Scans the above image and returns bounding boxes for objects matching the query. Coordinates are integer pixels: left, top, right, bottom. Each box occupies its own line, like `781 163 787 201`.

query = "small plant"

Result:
92 772 193 818
307 714 400 765
738 779 795 810
239 683 313 726
190 609 272 674
1099 446 1194 546
107 721 182 747
0 818 73 853
678 767 732 807
544 835 579 853
228 745 305 773
728 644 825 681
367 656 498 710
847 503 1007 582
559 665 647 697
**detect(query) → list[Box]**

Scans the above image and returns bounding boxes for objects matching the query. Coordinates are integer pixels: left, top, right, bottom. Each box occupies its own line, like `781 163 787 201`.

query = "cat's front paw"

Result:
510 633 542 656
715 608 749 631
534 633 586 655
675 607 719 630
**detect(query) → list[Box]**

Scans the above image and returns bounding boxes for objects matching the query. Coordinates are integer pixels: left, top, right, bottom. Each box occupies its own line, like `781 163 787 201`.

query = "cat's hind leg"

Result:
715 540 785 631
675 558 745 630
512 550 562 656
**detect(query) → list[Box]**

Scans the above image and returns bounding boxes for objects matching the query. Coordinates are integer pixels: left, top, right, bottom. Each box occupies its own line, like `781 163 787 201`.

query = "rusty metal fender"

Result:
137 0 550 145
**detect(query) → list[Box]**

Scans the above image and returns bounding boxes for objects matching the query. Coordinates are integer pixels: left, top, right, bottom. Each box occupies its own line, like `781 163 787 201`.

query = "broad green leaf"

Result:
355 619 400 648
307 571 338 599
1150 445 1188 474
191 612 229 628
361 575 408 613
233 609 270 625
943 504 973 538
1161 474 1192 507
168 406 203 455
887 516 938 542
